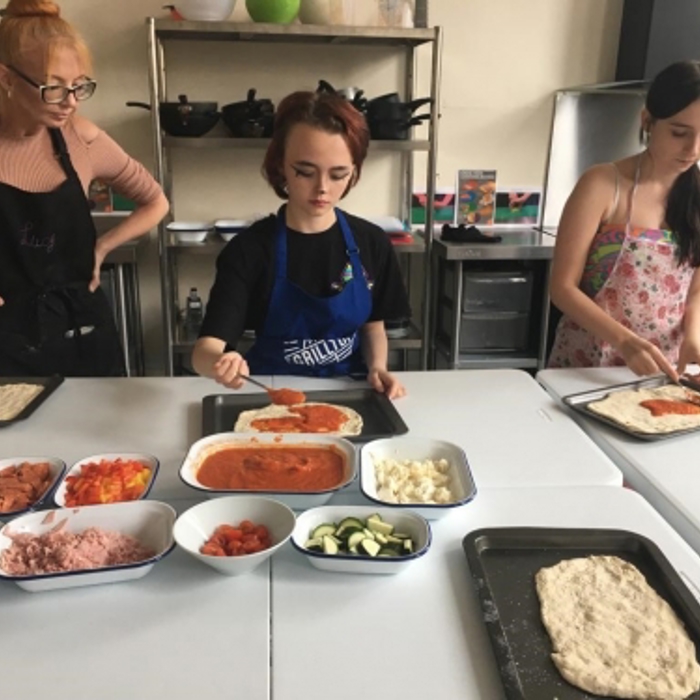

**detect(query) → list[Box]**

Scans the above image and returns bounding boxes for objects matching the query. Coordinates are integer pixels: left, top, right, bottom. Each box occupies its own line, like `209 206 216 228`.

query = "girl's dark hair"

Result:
262 91 369 199
646 60 700 266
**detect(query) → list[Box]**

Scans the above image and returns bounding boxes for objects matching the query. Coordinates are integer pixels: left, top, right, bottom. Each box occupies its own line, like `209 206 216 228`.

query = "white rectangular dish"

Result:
0 457 66 520
360 437 477 520
167 221 214 243
291 505 431 575
53 452 159 508
179 432 357 510
0 500 176 592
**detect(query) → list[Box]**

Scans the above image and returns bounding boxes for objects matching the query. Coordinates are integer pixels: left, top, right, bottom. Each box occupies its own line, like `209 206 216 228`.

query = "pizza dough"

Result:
535 555 700 699
0 383 43 420
233 402 363 436
587 385 700 434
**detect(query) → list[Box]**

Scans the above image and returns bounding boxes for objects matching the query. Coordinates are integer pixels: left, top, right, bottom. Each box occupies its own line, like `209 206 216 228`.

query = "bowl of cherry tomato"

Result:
173 496 296 576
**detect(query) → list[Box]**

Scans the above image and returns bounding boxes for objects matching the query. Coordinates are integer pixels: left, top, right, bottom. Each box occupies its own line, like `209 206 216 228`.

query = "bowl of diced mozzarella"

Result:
359 437 477 520
291 505 431 575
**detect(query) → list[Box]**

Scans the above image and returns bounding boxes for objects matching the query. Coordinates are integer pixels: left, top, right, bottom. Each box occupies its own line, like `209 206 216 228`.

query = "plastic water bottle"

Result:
184 287 203 340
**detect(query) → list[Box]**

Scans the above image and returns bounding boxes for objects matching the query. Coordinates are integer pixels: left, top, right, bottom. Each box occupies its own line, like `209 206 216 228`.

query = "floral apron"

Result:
549 159 695 368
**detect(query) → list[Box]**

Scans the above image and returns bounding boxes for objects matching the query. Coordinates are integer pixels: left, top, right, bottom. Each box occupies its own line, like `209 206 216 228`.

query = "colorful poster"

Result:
456 170 496 226
411 188 456 226
494 189 542 227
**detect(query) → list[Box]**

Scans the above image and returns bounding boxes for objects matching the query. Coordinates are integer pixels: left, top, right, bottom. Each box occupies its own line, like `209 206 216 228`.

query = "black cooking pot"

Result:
367 95 432 123
126 94 219 138
368 114 430 140
221 88 275 138
316 80 368 113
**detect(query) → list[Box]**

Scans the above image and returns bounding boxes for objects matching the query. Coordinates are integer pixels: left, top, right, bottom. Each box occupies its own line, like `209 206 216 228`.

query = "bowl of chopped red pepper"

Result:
173 496 296 576
53 453 159 508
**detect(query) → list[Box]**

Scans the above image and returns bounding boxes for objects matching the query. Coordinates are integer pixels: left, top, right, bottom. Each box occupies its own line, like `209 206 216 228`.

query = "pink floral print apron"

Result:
549 160 695 368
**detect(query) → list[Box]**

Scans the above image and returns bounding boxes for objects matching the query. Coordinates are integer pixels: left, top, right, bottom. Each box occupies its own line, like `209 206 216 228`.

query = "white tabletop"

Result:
271 485 700 700
269 370 622 488
0 498 271 700
0 372 620 499
0 377 270 501
538 367 700 556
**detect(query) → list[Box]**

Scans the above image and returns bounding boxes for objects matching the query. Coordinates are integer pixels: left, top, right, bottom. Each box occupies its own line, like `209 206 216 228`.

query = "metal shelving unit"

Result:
146 17 442 375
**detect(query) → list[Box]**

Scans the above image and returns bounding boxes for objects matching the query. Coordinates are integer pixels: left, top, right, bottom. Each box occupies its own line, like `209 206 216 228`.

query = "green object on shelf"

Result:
112 192 137 211
245 0 300 23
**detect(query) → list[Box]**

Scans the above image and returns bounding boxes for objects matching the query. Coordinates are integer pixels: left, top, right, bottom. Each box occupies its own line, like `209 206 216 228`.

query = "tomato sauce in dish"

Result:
267 388 306 406
197 445 346 491
640 399 700 417
251 405 347 433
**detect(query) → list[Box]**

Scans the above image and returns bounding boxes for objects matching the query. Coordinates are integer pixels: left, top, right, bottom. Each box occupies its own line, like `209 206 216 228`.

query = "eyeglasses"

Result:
7 65 97 104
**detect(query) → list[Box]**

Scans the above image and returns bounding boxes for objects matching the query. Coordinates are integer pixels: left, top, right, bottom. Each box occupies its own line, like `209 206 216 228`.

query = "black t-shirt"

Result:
200 208 412 349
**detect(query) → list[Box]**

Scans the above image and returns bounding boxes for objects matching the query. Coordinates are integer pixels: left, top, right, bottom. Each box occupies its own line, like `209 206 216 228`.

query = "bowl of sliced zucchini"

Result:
290 505 431 574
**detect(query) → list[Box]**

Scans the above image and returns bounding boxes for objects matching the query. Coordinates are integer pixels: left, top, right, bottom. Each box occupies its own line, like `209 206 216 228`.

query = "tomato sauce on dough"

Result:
640 399 700 417
197 445 345 491
251 405 348 433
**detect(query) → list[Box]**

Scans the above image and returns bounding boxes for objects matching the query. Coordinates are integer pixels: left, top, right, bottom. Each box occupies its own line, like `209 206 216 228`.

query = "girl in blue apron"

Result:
193 91 411 399
0 2 168 376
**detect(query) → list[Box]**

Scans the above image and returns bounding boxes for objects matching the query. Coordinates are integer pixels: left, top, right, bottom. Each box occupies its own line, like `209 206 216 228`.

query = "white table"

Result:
0 377 270 501
268 369 623 488
538 367 700 557
271 486 700 700
0 498 271 700
0 372 620 499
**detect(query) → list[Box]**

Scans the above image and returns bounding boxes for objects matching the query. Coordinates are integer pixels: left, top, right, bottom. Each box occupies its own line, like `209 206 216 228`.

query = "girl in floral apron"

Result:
549 60 700 380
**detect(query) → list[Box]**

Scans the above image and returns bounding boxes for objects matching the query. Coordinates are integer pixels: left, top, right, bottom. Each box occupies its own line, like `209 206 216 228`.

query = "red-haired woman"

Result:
0 0 168 376
193 91 410 398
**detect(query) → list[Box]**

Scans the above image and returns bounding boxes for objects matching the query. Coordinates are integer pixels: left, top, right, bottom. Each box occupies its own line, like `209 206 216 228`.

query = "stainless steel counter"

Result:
433 227 555 261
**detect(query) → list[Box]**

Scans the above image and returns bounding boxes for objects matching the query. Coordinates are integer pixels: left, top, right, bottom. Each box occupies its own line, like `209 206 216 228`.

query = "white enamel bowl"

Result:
359 437 477 520
167 221 214 244
173 496 296 576
179 432 357 509
291 505 431 575
0 457 66 519
53 453 159 508
0 500 176 592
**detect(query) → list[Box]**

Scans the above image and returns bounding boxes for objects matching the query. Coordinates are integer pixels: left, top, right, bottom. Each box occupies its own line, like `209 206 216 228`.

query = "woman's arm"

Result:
677 267 700 374
550 164 677 379
192 336 249 389
360 320 406 399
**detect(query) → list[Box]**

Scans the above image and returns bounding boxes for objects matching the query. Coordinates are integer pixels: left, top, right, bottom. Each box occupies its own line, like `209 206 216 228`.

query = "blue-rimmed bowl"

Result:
179 432 357 510
0 457 66 520
291 505 431 575
360 437 477 520
0 500 176 592
53 453 159 508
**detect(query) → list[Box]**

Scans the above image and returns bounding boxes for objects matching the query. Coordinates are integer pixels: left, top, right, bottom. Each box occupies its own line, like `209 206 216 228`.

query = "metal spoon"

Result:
237 375 306 405
237 374 273 392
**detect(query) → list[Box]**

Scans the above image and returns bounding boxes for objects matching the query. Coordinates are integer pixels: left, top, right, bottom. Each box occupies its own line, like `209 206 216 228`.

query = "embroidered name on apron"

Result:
284 335 356 366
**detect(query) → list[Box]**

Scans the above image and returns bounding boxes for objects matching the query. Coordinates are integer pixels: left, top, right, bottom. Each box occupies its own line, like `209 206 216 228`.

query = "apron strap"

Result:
48 128 80 183
626 154 643 236
335 210 364 282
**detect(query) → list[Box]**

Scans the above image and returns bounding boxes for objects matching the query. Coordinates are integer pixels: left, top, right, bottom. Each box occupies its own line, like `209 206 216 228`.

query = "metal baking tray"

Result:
0 376 64 427
202 388 409 443
463 527 700 700
562 375 700 441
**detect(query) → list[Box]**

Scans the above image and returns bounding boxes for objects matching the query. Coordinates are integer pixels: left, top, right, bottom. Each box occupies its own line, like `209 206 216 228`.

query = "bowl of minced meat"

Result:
0 500 176 592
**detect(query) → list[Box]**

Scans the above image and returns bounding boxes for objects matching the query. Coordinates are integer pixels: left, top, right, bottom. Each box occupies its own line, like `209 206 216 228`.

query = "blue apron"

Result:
245 208 372 376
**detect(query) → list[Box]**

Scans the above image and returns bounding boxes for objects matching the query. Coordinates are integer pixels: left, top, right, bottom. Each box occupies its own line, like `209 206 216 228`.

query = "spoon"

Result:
237 375 306 406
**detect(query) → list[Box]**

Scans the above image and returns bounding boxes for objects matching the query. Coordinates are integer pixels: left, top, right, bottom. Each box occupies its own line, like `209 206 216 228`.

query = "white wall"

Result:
61 0 623 373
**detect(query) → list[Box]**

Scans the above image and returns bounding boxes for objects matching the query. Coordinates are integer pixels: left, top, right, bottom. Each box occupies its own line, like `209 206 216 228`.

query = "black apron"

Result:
0 128 124 377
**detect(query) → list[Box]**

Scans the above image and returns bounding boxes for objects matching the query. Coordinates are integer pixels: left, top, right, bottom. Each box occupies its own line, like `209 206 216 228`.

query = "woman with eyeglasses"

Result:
192 91 410 399
0 0 168 377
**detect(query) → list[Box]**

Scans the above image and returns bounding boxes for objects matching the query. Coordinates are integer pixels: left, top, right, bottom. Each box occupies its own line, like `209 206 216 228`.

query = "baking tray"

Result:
0 376 64 427
202 388 409 443
562 374 700 441
463 527 700 700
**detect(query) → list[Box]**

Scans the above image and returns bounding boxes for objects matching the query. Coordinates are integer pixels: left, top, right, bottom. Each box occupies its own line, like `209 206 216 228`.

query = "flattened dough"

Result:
535 555 700 699
233 402 363 436
0 384 43 420
588 385 700 434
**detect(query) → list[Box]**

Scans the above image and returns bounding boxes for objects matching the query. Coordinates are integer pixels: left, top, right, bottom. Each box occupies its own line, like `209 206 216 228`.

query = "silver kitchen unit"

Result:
432 229 555 370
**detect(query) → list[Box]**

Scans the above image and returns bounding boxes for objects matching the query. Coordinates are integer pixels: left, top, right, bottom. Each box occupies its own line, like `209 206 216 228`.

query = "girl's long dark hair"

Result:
646 60 700 266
